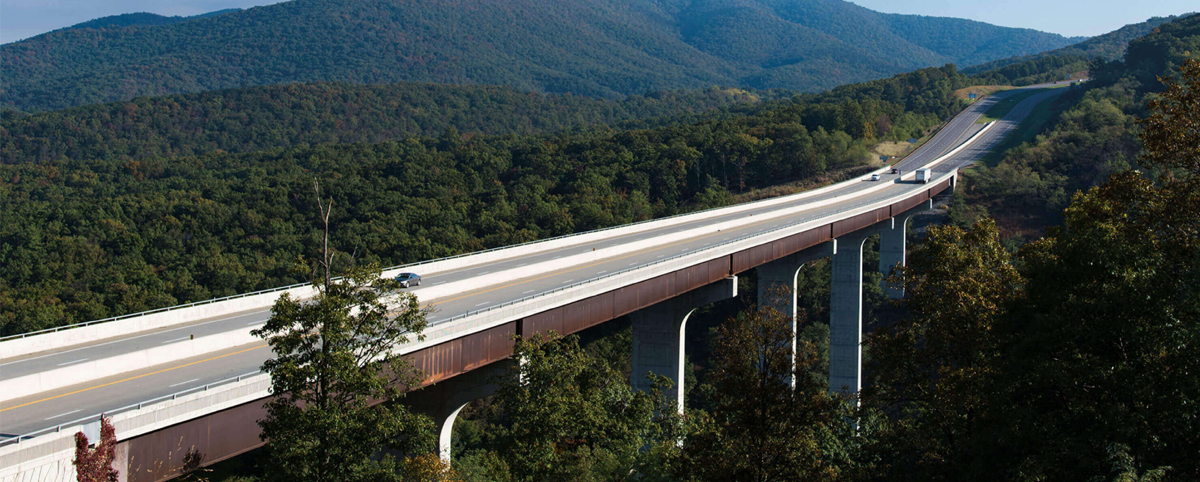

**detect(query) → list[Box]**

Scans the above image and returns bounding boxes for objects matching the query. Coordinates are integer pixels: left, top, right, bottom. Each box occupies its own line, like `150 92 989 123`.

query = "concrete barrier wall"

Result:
1 110 991 362
1 161 968 402
0 162 924 400
0 137 960 362
0 285 311 360
0 374 272 482
406 173 910 303
0 330 261 401
0 429 76 482
396 168 963 356
0 168 962 482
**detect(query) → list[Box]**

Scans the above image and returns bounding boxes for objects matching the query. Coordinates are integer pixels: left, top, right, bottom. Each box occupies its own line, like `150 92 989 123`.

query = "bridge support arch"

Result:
628 276 738 413
406 359 512 462
755 241 837 386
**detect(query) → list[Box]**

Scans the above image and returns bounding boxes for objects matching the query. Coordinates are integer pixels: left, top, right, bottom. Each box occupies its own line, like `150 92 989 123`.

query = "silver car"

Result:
394 272 422 288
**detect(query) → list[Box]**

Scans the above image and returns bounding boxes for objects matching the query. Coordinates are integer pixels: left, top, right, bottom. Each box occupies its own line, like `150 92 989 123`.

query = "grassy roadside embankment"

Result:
979 89 1075 166
976 88 1049 123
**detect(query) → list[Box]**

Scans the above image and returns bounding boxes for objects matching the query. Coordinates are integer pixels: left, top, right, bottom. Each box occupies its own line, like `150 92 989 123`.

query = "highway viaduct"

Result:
0 85 1067 482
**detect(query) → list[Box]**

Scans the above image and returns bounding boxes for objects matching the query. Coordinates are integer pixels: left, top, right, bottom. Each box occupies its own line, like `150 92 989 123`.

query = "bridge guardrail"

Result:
0 371 263 448
0 132 974 357
1 86 1016 347
1 167 963 451
0 155 910 347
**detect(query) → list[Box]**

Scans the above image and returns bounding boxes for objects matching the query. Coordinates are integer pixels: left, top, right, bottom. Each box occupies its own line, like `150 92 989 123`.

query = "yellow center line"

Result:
435 116 989 310
434 188 877 306
0 343 269 412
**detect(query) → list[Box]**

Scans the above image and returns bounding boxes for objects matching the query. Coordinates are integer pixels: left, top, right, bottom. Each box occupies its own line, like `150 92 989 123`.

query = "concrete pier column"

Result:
406 360 512 462
878 218 906 299
829 230 873 396
755 241 837 385
629 276 737 414
879 199 934 299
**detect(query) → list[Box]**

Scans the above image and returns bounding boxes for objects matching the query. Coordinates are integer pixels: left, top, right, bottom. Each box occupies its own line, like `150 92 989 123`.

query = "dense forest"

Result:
61 9 241 31
963 15 1182 74
5 5 1199 482
0 84 768 165
953 12 1200 242
0 64 972 335
0 0 1081 111
428 16 1200 482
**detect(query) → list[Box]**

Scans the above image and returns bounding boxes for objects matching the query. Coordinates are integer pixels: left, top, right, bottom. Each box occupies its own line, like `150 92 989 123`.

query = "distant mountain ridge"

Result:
964 15 1187 74
63 9 242 31
1 0 1084 111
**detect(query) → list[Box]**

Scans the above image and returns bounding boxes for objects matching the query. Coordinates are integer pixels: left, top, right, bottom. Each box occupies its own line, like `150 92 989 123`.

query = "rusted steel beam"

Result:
730 227 830 274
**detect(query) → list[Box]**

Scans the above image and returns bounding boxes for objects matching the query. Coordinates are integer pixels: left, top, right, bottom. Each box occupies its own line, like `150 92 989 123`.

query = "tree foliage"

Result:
0 65 969 336
0 83 763 165
953 13 1200 240
253 231 433 482
73 416 119 482
1140 58 1200 173
861 219 1021 480
0 0 1079 111
862 51 1200 482
963 15 1184 79
674 302 854 482
487 332 680 482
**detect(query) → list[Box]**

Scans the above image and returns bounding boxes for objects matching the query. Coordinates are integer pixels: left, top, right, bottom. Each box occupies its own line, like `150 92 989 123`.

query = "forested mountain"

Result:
959 13 1200 242
61 9 241 31
963 15 1184 75
0 64 972 334
0 83 765 165
1 0 1081 111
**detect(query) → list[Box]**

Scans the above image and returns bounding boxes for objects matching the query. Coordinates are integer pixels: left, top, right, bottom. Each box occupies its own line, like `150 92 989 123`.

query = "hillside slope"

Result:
1 0 1081 111
963 15 1185 74
62 9 242 31
0 83 764 164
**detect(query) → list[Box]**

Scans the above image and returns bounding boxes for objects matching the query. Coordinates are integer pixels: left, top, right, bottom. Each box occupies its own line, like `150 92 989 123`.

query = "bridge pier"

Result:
755 241 837 386
829 229 875 396
629 276 738 413
878 218 906 300
406 360 512 462
878 199 932 299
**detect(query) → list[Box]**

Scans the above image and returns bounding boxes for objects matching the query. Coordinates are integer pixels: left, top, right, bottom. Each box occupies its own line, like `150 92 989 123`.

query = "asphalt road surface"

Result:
0 84 1069 438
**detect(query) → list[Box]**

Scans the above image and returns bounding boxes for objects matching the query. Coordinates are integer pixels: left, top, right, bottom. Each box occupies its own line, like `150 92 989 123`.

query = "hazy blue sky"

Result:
1 0 1196 44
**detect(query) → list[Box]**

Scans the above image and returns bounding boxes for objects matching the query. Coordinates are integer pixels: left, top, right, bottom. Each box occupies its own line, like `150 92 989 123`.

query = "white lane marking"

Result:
477 271 490 275
562 279 575 283
629 262 638 266
597 270 607 274
246 320 264 326
1 311 266 367
656 255 664 258
516 263 528 267
169 378 200 388
522 290 536 294
45 409 81 420
475 302 489 307
56 358 88 367
162 336 191 344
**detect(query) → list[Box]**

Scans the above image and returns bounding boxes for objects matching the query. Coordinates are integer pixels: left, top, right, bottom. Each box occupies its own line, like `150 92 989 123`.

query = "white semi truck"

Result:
915 168 932 184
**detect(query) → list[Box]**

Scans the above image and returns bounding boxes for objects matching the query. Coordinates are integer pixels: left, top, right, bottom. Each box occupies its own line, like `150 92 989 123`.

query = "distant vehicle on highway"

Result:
915 168 932 184
394 272 422 288
870 174 881 181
